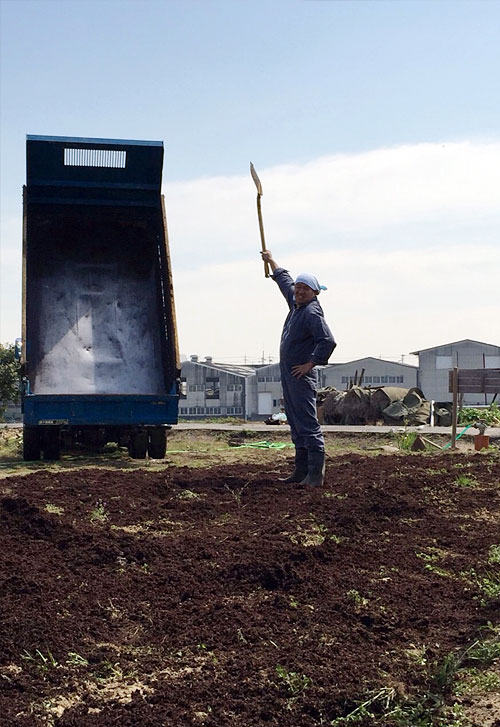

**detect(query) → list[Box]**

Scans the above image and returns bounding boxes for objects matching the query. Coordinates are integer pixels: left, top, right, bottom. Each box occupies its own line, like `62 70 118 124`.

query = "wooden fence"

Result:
448 368 500 449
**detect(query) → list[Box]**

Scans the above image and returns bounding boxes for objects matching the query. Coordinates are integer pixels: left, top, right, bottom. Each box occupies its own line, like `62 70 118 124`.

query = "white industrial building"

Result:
179 341 499 420
179 356 257 419
411 339 500 405
179 356 419 421
254 362 283 419
254 363 331 419
179 359 329 420
322 357 418 391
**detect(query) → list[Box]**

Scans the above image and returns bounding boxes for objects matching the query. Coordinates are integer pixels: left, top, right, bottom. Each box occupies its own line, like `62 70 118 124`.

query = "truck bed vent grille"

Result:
64 148 127 168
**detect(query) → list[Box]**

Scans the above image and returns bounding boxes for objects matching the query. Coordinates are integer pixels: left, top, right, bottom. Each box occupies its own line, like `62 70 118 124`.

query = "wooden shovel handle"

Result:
257 196 270 278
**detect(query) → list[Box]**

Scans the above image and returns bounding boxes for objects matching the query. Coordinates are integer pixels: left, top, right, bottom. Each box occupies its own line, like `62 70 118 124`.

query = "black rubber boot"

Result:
280 447 308 483
301 450 325 487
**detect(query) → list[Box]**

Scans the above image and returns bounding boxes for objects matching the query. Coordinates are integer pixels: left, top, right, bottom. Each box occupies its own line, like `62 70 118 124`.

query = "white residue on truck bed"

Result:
32 261 165 395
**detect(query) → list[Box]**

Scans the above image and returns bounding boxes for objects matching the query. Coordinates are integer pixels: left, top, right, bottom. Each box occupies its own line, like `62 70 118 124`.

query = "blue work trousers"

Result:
281 365 325 452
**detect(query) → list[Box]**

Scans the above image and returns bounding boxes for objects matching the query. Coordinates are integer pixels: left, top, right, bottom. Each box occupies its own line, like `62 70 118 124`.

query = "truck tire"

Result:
43 428 61 461
148 428 167 459
23 426 41 461
128 431 148 459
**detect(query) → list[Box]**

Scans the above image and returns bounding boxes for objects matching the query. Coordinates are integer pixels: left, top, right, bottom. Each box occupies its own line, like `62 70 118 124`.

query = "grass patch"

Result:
176 489 205 500
346 589 370 611
45 503 64 515
330 625 500 725
66 652 89 668
453 666 500 697
488 544 500 565
89 499 109 524
21 648 58 671
462 569 500 602
284 517 341 547
0 427 22 460
275 664 312 696
396 431 419 451
455 474 479 488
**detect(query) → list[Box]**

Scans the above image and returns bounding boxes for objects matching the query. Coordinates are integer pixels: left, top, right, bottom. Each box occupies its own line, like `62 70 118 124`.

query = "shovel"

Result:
250 162 270 278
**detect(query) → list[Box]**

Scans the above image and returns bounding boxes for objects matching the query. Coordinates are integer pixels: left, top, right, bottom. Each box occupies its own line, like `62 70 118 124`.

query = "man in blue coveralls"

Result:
261 250 336 486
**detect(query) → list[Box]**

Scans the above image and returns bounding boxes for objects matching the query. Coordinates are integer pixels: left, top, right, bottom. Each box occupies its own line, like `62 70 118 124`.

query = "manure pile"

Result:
1 453 500 726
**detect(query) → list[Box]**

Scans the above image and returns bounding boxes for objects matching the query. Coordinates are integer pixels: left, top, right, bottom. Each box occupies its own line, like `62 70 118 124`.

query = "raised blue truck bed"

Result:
21 135 181 460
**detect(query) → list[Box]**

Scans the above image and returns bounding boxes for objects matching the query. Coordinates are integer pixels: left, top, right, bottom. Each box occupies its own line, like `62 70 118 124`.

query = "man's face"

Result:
294 282 317 306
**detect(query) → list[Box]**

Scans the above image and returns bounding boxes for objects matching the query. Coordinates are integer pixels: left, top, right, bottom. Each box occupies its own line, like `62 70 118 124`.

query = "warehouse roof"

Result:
325 356 417 369
182 360 256 377
410 339 500 355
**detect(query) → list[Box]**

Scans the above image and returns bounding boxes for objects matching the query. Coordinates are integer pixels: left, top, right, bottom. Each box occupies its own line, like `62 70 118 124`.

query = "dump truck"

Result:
21 135 181 460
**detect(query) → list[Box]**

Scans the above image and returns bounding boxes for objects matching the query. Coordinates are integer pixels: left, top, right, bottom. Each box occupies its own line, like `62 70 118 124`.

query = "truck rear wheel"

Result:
128 430 148 459
148 428 167 459
23 426 41 461
43 428 61 461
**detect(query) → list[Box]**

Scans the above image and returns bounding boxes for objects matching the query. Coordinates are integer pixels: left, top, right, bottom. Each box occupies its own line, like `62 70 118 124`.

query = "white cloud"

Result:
0 214 22 343
2 141 500 363
168 140 500 362
165 141 500 269
173 240 500 364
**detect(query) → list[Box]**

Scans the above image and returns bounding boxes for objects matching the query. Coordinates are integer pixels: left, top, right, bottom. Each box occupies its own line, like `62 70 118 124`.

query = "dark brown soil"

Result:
1 452 499 726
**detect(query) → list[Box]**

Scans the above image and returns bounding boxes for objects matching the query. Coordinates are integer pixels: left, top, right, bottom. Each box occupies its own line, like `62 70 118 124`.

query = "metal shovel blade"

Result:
250 162 263 196
250 162 269 278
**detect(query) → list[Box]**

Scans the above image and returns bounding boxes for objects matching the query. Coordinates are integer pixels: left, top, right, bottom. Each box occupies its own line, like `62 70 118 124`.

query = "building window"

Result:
372 376 380 383
189 384 205 392
206 406 221 415
227 406 243 415
227 384 243 392
205 377 220 399
485 356 500 367
180 377 187 399
341 376 349 384
436 356 452 369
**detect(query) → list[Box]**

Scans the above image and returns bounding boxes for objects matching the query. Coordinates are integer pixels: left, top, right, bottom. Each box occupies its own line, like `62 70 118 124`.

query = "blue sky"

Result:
1 0 499 363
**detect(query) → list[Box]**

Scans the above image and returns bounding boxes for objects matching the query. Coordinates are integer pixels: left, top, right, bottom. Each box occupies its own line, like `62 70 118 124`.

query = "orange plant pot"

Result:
474 434 490 451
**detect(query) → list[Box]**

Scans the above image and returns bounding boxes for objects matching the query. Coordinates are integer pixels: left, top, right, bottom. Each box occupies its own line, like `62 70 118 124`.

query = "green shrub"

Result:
0 343 21 419
458 403 500 426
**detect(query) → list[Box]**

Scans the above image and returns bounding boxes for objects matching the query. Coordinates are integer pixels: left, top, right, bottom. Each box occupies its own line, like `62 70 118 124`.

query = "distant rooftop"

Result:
185 357 256 377
410 338 500 355
326 356 417 369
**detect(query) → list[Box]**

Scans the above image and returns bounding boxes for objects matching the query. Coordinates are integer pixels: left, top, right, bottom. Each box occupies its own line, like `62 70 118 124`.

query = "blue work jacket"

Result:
272 268 336 367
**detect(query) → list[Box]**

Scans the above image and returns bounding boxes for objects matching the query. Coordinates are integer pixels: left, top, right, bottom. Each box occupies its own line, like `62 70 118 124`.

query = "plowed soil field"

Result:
1 449 500 726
